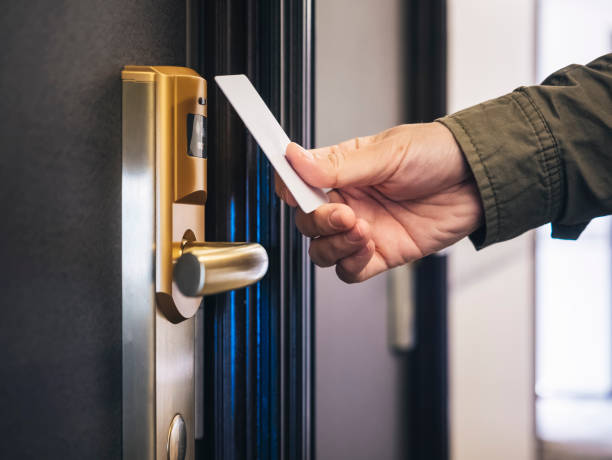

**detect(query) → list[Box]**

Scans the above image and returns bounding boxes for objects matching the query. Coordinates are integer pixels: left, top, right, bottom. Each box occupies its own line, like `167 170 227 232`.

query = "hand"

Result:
275 122 483 283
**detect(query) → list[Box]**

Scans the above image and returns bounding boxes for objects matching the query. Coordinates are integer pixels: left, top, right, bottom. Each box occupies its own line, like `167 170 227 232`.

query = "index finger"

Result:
295 202 356 238
274 171 298 207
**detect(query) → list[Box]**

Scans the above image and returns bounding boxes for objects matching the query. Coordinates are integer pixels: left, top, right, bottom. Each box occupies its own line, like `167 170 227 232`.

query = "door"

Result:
0 2 186 458
193 0 314 459
0 1 313 459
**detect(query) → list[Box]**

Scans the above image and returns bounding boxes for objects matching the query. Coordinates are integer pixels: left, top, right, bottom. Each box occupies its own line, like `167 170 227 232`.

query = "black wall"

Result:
0 2 185 458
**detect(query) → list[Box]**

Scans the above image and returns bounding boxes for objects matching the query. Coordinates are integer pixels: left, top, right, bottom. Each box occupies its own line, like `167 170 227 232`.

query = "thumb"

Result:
285 135 400 189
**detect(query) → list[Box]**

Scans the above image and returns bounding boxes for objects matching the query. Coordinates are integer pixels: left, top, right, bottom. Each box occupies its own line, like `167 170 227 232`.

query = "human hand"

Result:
275 122 483 283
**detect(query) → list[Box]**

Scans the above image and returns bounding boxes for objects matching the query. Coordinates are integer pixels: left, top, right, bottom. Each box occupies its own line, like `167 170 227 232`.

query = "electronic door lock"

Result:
122 66 268 324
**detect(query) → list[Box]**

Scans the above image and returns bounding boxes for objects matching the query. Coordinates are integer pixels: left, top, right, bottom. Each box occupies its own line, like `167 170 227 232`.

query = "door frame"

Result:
404 0 449 459
188 1 315 458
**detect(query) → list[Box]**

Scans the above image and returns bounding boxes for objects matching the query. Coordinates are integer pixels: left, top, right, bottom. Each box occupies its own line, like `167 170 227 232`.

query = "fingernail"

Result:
346 225 364 242
329 209 345 229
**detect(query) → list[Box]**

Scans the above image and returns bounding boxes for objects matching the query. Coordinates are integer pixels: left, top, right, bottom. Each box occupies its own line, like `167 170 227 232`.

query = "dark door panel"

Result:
0 2 185 458
193 0 314 458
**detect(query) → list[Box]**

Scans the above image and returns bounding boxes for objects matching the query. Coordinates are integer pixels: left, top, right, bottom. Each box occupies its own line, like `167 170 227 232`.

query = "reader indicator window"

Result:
187 114 206 158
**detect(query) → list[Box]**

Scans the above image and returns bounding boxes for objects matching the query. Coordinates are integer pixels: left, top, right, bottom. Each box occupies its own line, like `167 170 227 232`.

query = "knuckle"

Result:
331 236 351 253
299 216 320 238
309 243 334 267
325 145 345 187
326 147 341 169
300 208 335 237
295 219 312 237
313 211 329 234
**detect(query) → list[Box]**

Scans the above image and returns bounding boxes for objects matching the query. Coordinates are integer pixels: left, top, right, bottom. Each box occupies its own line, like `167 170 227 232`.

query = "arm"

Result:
277 53 612 282
438 53 612 247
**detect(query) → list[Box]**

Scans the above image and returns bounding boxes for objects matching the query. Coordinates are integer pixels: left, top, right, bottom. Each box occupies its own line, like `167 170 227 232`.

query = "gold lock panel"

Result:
122 66 207 323
122 66 268 324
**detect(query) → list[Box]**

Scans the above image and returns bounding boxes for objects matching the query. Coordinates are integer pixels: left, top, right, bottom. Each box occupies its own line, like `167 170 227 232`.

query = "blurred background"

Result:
1 1 610 459
314 1 612 459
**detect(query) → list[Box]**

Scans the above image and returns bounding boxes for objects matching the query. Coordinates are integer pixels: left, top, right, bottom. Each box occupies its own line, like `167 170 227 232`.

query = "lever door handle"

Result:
174 241 269 296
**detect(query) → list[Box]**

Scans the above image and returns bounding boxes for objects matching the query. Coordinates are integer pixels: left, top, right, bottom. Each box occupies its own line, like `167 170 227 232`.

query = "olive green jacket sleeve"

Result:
437 53 612 249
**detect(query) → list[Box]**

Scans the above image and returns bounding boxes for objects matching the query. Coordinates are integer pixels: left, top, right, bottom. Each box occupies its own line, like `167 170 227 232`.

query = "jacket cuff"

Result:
437 90 563 249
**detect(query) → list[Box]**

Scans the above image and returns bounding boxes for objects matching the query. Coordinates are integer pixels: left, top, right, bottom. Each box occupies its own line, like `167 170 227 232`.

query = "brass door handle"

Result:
173 241 268 296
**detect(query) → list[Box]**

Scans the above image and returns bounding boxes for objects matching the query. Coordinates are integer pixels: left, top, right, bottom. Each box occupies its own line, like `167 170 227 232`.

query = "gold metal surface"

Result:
174 242 269 296
122 67 200 460
167 414 187 460
122 77 156 460
122 65 207 323
122 65 269 460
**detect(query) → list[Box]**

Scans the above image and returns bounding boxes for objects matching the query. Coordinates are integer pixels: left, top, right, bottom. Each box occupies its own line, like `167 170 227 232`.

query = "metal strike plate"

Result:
122 66 205 460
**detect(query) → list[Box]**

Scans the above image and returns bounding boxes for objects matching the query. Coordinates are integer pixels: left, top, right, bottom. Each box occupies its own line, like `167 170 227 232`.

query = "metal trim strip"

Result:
122 80 157 459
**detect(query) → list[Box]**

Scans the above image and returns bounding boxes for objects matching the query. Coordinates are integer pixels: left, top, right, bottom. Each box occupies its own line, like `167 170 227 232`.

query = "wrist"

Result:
431 121 472 184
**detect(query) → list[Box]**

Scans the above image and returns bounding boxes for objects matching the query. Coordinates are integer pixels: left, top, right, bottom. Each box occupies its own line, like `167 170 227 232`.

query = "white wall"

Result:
316 1 539 459
535 0 612 399
314 1 404 459
447 1 537 460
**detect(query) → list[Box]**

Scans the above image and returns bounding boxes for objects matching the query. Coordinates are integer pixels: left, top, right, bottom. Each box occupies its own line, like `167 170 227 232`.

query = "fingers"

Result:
274 171 298 207
308 219 371 267
285 135 405 189
335 240 376 283
295 203 355 237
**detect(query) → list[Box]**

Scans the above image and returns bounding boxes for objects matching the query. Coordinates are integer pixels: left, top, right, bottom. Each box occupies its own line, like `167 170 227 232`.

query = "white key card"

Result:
215 74 329 213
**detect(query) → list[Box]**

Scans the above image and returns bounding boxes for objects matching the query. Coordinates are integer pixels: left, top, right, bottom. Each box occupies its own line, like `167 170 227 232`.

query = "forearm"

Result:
438 53 612 248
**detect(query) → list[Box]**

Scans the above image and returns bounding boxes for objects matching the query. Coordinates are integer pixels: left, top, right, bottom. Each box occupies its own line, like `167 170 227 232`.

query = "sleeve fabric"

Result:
437 53 612 249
